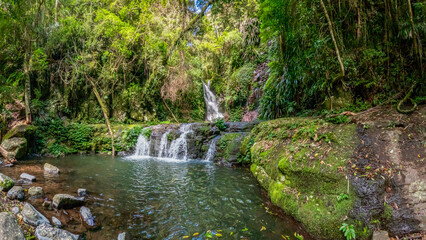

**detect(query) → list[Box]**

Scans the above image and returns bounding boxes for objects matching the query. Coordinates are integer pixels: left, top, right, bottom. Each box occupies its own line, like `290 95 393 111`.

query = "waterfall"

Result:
132 124 195 161
203 80 223 122
134 134 151 156
168 124 193 160
158 130 170 158
204 136 220 162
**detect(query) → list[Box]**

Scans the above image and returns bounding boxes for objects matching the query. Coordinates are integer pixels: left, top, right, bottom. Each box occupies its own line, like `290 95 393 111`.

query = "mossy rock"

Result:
2 124 36 141
0 173 14 192
1 137 28 159
247 117 359 239
214 132 247 165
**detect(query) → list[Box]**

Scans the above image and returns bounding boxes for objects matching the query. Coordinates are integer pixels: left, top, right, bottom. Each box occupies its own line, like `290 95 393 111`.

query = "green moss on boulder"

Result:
246 118 358 239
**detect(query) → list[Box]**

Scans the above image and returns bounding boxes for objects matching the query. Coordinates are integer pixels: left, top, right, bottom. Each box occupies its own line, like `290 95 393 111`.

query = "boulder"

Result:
35 223 79 240
28 186 43 199
1 137 27 159
79 206 96 228
0 212 25 240
2 124 34 141
7 186 25 200
19 173 36 182
117 232 130 240
0 173 14 191
77 189 87 197
52 194 84 209
44 163 60 174
52 217 62 228
22 203 50 226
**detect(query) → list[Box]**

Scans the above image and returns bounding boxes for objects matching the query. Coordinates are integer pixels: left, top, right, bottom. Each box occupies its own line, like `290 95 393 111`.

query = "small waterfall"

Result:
158 131 170 158
134 134 150 156
168 124 193 160
203 80 223 122
204 136 220 161
132 124 197 161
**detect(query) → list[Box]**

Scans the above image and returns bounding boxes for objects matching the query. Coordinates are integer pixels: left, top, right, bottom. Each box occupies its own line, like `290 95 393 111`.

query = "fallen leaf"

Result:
193 233 199 236
260 226 266 231
183 236 189 239
216 233 222 237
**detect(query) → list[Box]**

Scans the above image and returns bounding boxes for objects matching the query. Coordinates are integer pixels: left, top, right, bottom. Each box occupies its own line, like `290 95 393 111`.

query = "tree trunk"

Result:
55 0 59 23
320 0 345 77
24 60 32 124
89 80 115 156
0 145 15 164
407 0 423 77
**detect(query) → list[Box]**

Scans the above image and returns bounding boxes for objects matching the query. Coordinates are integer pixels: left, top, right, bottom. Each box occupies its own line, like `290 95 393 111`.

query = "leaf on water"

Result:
260 226 266 231
193 233 199 236
216 233 222 237
281 235 287 239
230 232 233 235
183 236 189 239
242 227 248 231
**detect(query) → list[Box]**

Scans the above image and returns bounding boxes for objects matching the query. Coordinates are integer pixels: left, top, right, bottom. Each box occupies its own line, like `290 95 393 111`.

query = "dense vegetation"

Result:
0 0 424 125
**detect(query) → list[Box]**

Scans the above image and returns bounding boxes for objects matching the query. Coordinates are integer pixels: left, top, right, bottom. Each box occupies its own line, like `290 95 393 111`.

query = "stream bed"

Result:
1 155 309 239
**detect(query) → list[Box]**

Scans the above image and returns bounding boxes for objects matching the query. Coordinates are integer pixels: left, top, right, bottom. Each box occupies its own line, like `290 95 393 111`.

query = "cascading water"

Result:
203 80 223 121
158 130 170 158
132 124 194 161
134 133 151 156
167 124 193 160
204 136 220 161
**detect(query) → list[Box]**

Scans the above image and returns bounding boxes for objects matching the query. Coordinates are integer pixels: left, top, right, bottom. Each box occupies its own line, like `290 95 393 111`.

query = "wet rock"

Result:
16 179 33 185
1 137 27 159
20 173 36 182
214 132 248 165
80 206 96 228
7 186 25 200
77 189 87 197
52 217 62 228
117 232 130 240
28 186 43 199
0 212 25 240
0 173 14 191
35 223 79 240
22 203 50 226
53 194 84 209
11 207 20 214
44 163 60 174
372 230 390 240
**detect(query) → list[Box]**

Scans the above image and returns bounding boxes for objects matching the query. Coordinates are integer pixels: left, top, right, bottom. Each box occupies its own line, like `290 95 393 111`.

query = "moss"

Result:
0 179 14 191
248 117 359 239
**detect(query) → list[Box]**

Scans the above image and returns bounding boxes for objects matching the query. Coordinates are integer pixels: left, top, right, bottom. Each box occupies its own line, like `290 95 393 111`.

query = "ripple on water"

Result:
1 155 310 240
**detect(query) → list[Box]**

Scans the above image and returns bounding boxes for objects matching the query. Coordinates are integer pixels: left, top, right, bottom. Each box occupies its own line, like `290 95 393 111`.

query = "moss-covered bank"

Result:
241 118 360 239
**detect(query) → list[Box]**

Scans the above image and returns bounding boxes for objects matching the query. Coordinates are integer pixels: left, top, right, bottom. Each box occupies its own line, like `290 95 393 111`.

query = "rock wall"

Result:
241 107 425 239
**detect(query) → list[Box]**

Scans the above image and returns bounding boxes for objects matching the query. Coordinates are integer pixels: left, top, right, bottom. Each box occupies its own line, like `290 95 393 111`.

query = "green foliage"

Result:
123 126 146 147
339 223 356 240
214 119 227 131
0 179 14 190
337 193 349 202
326 115 350 124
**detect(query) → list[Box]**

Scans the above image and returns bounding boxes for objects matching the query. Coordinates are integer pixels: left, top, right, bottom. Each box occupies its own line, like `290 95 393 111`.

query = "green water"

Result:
3 155 309 239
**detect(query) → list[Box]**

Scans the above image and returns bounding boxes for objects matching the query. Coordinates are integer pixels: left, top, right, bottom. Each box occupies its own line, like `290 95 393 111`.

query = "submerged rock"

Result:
79 206 96 228
28 186 43 199
35 223 79 240
20 173 36 182
0 212 25 240
1 137 27 159
53 194 84 209
22 203 50 226
52 217 62 228
117 232 130 240
44 163 60 174
7 186 25 200
0 173 14 191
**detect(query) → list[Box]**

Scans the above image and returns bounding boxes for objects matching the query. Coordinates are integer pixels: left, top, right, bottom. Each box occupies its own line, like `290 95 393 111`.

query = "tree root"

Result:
397 81 417 114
